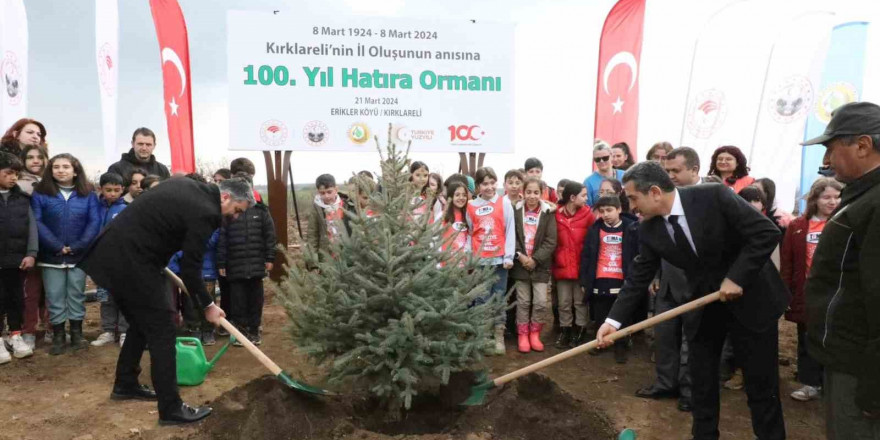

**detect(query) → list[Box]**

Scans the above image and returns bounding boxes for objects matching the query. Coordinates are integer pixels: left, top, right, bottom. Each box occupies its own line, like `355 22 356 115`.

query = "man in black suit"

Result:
596 161 789 440
80 177 253 425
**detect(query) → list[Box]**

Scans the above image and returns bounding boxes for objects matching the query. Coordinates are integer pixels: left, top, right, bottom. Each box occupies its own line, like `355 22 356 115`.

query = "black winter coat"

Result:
0 186 32 268
217 203 276 281
80 178 220 309
108 149 171 182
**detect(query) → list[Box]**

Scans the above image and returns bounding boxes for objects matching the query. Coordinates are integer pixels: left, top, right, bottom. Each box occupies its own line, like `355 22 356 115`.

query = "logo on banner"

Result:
768 75 813 123
348 123 371 144
395 126 434 143
97 43 116 97
449 125 484 145
259 120 288 147
303 120 329 146
687 89 727 139
602 51 638 114
1 51 23 105
815 82 857 123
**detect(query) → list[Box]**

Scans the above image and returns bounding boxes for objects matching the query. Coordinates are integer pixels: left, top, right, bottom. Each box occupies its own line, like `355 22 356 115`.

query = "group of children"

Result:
306 157 640 360
0 118 275 363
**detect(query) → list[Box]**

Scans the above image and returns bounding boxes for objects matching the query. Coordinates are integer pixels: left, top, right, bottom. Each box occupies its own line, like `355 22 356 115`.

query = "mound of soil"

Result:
195 373 614 440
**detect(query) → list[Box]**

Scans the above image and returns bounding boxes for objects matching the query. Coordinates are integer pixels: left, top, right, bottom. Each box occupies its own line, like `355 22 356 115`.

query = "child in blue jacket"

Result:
31 154 100 355
91 172 129 348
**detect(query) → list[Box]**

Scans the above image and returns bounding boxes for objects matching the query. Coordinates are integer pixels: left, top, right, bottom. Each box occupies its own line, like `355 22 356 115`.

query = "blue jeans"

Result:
41 267 87 325
473 265 508 327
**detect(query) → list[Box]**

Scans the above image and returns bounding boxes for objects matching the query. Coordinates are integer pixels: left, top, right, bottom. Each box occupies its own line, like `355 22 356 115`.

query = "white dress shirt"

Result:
605 189 696 330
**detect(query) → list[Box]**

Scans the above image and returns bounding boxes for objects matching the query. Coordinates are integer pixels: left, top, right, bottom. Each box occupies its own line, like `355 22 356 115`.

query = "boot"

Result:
570 325 587 348
516 323 531 353
69 320 88 351
493 325 506 355
49 324 66 356
555 327 572 348
528 322 544 352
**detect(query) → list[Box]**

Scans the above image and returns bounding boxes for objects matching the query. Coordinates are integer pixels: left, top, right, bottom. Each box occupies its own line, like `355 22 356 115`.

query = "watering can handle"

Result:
164 267 284 376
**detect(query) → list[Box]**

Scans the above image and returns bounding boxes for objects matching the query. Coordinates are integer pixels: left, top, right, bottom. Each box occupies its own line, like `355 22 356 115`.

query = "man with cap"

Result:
802 101 880 438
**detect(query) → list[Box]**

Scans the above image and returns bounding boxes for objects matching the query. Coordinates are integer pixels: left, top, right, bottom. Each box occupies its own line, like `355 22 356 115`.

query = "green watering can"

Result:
175 336 232 386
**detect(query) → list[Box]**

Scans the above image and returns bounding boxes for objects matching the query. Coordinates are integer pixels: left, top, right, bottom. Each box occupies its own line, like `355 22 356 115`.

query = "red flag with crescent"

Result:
150 0 194 173
593 0 645 158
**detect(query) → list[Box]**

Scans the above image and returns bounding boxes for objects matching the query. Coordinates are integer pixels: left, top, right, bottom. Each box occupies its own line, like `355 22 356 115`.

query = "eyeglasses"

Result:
594 156 611 163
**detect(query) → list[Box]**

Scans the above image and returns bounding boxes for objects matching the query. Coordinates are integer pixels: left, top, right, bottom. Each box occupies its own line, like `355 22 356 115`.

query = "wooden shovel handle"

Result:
164 268 283 376
493 291 722 387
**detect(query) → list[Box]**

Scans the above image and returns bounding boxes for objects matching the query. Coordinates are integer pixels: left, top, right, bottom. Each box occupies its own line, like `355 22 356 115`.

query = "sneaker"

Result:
119 333 126 347
790 385 821 402
723 371 744 390
249 331 261 346
231 336 243 347
0 343 10 365
217 327 229 337
201 331 216 346
22 333 36 351
91 332 116 347
10 334 33 359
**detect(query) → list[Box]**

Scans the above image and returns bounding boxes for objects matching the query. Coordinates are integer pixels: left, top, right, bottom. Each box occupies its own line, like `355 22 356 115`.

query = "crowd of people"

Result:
0 121 276 363
0 102 878 437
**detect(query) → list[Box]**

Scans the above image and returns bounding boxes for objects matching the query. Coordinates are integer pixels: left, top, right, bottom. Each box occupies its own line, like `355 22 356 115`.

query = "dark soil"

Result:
195 372 614 440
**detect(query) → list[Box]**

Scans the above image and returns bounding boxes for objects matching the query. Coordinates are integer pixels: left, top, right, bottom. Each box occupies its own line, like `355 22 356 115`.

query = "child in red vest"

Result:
466 167 515 355
409 161 430 221
579 196 638 363
438 182 471 267
524 157 558 203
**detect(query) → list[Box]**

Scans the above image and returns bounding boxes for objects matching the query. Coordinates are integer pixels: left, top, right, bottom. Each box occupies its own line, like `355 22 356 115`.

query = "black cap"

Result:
802 101 880 146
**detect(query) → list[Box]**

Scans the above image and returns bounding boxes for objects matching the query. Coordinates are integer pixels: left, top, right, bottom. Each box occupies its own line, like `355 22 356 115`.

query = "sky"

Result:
21 0 880 195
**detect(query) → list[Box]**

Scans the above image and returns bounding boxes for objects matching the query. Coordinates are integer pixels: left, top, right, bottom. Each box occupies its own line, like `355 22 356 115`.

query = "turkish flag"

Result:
593 0 645 158
150 0 194 173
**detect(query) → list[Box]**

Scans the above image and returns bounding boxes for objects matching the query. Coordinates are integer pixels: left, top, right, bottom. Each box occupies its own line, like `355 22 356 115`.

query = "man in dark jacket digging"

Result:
801 101 880 438
107 127 171 181
79 177 253 425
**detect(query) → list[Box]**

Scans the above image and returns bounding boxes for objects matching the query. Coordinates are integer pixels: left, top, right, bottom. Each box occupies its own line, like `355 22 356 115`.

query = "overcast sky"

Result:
24 0 880 188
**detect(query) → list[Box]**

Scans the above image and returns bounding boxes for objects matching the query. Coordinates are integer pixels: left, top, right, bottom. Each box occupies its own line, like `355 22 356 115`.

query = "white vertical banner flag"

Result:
0 0 28 131
747 11 834 213
95 0 119 164
679 1 777 165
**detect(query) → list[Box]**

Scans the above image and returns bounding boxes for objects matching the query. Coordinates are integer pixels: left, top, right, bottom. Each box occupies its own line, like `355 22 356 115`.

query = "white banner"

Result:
679 1 774 165
748 11 834 213
96 0 119 164
0 0 28 132
227 11 514 152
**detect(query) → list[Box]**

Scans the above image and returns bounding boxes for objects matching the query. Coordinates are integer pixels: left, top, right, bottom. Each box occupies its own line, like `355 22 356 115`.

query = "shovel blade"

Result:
618 428 636 440
460 380 495 406
276 371 337 396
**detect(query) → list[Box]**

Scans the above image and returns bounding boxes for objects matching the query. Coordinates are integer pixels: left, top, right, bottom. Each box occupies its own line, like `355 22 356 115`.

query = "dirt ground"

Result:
0 282 824 440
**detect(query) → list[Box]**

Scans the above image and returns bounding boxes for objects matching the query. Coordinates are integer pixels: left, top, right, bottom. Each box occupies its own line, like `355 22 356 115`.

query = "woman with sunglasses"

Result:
582 142 624 207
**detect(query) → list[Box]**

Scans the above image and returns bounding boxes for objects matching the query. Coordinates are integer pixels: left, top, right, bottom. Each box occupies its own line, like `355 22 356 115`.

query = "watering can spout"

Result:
207 336 233 369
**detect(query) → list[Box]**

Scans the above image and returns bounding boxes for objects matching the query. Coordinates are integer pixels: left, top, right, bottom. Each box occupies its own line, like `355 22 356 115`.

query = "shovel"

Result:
164 267 336 396
463 291 722 406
